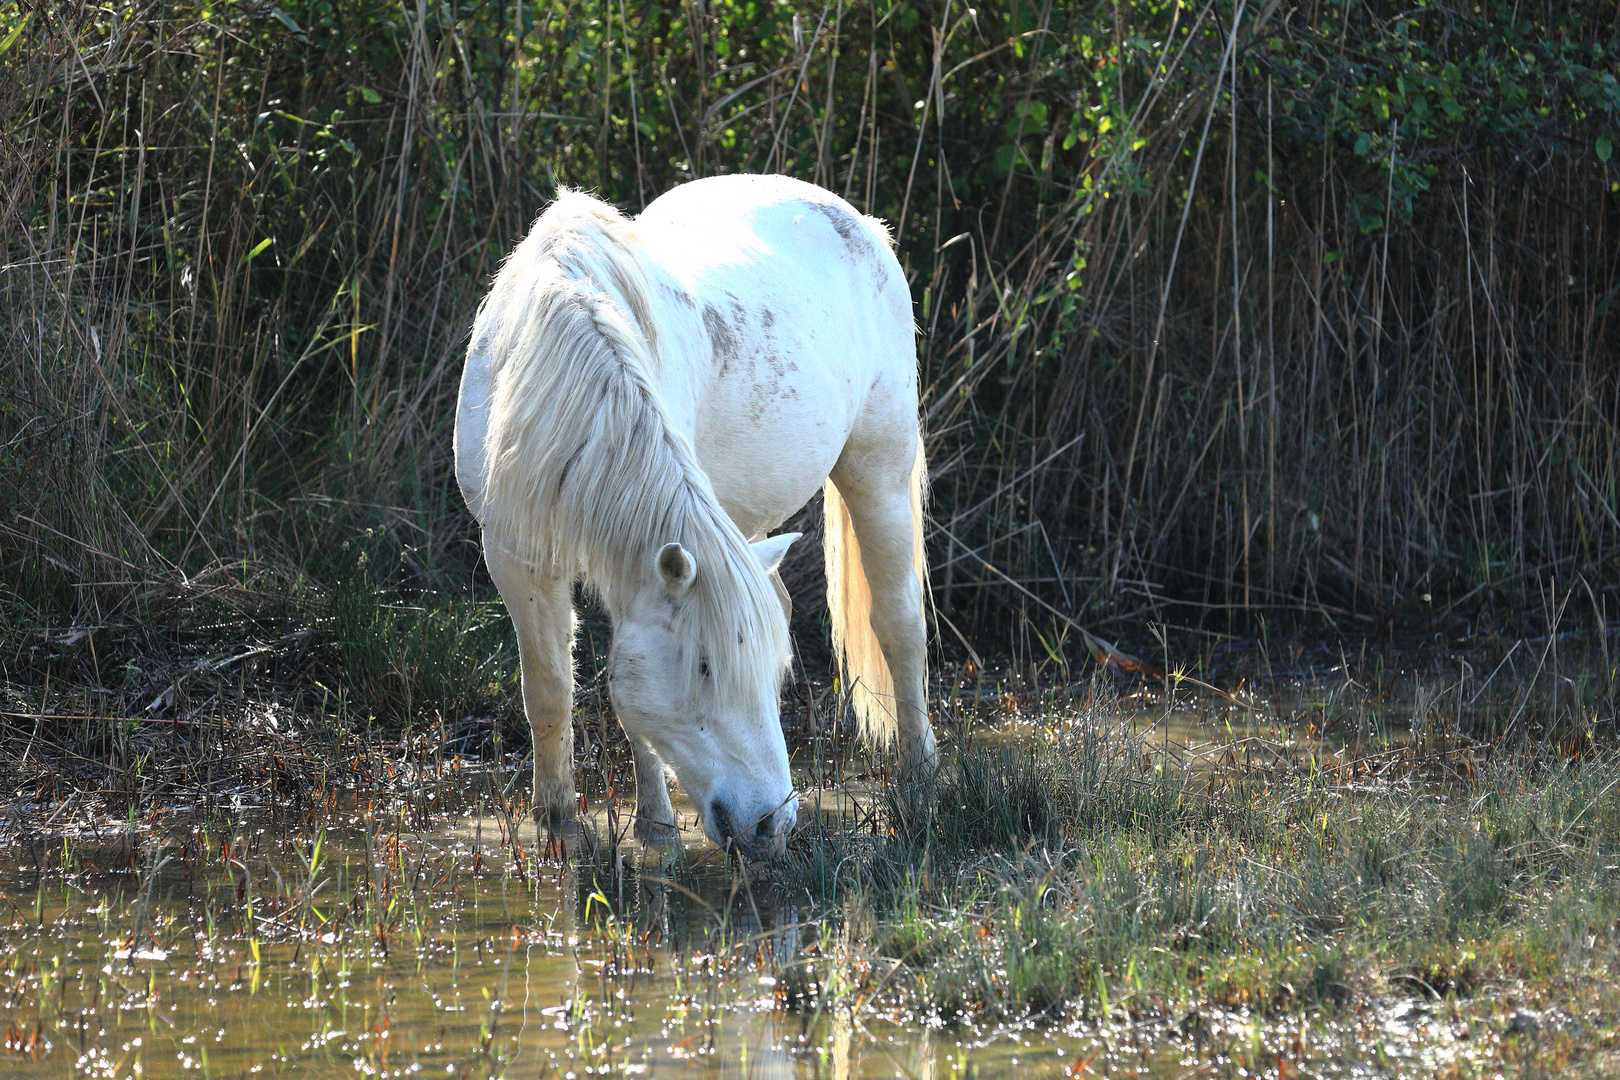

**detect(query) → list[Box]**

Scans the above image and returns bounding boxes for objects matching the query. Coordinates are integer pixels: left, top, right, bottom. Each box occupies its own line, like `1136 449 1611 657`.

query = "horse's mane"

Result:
477 189 790 704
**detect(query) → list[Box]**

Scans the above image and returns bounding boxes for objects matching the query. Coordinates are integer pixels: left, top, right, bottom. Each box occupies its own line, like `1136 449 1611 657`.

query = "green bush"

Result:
3 0 1616 662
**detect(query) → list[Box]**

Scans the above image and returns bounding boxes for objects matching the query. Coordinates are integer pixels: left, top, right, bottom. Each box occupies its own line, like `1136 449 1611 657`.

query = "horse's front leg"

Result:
484 542 577 828
630 736 679 848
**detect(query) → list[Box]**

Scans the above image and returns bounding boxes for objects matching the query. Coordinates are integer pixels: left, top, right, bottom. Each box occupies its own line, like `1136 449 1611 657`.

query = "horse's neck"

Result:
593 263 705 448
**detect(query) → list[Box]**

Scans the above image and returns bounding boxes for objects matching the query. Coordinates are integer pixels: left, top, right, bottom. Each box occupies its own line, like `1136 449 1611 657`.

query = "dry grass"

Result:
1 1 1617 757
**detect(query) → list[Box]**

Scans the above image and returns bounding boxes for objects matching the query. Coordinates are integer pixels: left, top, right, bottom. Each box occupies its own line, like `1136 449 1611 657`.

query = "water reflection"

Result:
0 797 991 1080
8 646 1581 1080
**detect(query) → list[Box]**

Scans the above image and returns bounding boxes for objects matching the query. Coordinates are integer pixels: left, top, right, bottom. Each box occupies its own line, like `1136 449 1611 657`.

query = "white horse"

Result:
454 174 933 860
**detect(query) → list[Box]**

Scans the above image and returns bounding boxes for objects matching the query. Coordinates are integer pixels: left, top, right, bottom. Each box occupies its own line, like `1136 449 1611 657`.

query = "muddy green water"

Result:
0 817 1481 1078
2 806 1139 1080
0 684 1547 1078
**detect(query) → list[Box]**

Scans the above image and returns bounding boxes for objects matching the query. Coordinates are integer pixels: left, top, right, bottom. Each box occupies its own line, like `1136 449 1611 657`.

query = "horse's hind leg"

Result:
484 542 577 828
829 443 935 773
630 737 678 847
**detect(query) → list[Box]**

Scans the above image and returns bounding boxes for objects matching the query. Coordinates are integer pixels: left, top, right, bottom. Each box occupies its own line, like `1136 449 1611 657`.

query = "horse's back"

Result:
457 176 919 537
636 176 907 333
638 175 892 266
634 176 918 536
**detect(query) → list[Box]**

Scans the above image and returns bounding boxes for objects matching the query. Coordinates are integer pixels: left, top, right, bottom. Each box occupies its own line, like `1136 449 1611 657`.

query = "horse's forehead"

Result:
621 584 679 626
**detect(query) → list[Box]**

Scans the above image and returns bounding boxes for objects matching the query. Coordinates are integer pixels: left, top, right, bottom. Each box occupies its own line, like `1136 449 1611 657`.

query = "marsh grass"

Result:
0 553 521 826
322 547 515 726
779 691 1620 1032
3 678 1618 1076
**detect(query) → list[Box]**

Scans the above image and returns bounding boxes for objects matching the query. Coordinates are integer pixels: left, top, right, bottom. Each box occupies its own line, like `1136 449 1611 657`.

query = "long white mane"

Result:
477 190 790 705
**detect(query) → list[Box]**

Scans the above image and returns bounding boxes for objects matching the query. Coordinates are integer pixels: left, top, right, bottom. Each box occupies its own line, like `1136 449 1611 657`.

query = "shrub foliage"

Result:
3 0 1617 652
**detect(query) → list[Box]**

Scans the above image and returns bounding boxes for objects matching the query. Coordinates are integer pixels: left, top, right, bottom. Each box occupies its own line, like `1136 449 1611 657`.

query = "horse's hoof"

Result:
634 815 681 850
899 729 940 779
534 803 575 829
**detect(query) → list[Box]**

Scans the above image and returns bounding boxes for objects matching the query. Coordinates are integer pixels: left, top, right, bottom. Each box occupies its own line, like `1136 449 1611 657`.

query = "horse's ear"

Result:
750 532 800 575
657 542 697 594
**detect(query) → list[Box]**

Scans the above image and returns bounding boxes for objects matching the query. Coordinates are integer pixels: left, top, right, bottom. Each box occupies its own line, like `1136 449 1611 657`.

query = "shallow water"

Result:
0 798 1135 1080
2 803 1500 1079
1 665 1593 1079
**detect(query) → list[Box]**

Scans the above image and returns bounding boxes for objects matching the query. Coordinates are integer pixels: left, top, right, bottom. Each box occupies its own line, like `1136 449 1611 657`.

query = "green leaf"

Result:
992 143 1016 177
358 86 382 105
1598 133 1613 163
0 12 32 55
240 237 275 267
1006 100 1049 140
269 7 303 36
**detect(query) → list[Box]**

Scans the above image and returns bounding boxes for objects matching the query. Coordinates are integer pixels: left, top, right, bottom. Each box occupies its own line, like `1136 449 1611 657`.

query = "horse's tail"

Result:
824 438 927 747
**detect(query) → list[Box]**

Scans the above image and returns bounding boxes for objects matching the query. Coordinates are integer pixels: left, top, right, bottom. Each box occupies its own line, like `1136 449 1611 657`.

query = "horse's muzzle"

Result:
709 798 791 860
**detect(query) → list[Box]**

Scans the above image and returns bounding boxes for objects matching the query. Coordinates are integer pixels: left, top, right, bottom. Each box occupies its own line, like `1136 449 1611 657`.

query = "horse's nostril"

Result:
754 812 775 841
708 799 734 844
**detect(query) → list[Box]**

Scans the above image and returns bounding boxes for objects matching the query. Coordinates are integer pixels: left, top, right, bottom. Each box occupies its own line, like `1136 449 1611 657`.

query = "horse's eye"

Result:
699 657 710 678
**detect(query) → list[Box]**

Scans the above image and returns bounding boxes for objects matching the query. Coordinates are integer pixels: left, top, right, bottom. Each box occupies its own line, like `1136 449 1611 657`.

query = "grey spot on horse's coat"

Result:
703 304 737 370
662 283 697 309
761 309 775 329
807 200 861 245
